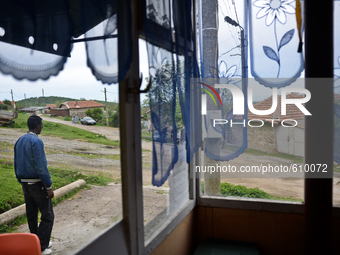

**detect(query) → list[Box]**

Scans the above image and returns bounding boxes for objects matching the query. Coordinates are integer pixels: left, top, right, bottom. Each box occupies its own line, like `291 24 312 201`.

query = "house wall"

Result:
247 122 277 153
276 125 304 157
152 206 340 255
50 108 69 117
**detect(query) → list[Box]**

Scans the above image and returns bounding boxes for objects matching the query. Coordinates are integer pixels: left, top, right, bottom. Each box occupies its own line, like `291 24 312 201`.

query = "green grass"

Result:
42 122 119 146
71 153 120 160
220 182 272 199
0 159 113 215
0 215 27 233
4 112 119 147
0 141 13 152
141 131 153 142
10 112 30 129
202 181 302 202
244 148 303 163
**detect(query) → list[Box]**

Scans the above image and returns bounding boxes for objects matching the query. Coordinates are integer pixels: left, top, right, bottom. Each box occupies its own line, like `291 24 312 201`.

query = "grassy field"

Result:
8 112 119 147
0 158 113 215
244 148 304 163
141 131 153 142
0 158 113 233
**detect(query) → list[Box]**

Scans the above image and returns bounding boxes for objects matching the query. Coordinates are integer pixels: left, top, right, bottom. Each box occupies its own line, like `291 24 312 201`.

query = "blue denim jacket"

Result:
14 132 52 190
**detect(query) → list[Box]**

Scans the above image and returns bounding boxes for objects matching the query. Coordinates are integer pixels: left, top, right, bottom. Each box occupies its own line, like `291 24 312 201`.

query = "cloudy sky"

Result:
0 39 150 104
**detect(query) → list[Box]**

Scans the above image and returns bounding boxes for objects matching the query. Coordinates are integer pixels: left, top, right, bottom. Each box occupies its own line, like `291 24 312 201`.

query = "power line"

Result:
106 91 118 94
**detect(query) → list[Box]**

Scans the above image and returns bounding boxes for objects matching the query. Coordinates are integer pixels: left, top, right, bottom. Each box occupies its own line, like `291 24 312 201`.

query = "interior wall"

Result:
151 206 340 255
195 207 304 254
150 210 195 255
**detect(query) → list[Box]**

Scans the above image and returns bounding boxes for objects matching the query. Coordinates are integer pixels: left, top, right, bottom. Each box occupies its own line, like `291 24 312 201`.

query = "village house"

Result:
245 92 306 156
50 100 105 118
20 106 49 115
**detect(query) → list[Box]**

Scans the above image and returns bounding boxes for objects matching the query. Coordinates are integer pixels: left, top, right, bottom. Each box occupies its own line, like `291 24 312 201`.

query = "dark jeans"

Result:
22 182 54 251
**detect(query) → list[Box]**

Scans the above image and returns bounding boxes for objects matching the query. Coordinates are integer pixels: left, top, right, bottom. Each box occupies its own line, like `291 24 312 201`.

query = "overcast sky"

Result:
0 39 150 104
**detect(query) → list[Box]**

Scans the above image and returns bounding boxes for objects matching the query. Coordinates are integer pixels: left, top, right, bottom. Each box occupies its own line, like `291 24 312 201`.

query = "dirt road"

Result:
40 116 153 151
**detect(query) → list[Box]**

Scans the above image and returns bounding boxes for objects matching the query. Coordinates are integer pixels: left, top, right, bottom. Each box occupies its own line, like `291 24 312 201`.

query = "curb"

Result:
0 179 86 226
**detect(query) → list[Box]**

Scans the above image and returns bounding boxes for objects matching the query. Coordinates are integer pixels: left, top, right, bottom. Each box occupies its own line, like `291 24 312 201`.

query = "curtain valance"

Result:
0 0 131 84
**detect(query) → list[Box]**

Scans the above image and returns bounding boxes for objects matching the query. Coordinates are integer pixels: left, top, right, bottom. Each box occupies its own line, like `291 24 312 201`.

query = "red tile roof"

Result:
46 104 57 108
235 93 307 123
61 100 104 109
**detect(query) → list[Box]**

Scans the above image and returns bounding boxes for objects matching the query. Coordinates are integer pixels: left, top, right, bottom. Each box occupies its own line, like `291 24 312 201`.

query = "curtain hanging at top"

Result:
0 0 131 84
0 0 72 81
249 0 304 87
81 0 132 84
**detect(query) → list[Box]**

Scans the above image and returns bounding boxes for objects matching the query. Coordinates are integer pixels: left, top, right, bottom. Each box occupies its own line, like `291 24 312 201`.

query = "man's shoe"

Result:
42 248 52 255
48 241 52 248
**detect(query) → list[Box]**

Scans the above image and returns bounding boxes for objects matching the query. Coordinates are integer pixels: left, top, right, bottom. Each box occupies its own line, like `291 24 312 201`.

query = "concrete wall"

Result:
247 122 277 153
277 125 304 157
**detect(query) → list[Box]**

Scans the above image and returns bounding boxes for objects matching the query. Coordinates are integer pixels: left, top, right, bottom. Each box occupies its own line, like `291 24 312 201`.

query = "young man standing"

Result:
14 115 54 255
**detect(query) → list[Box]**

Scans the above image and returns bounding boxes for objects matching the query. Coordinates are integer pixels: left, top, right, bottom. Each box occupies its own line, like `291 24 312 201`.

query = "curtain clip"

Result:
128 73 152 94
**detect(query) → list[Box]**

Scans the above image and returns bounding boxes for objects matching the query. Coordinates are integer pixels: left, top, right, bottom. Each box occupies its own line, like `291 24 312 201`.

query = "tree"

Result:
3 99 12 107
148 61 185 133
141 95 150 121
85 108 104 122
109 107 119 127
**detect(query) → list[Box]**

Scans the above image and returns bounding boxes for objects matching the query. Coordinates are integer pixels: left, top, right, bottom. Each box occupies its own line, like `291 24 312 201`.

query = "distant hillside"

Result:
15 96 117 109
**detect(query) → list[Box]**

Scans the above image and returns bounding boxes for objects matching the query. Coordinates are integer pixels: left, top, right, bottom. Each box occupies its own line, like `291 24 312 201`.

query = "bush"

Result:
220 182 271 199
201 181 271 199
85 108 103 122
0 104 9 110
109 107 119 127
63 116 72 121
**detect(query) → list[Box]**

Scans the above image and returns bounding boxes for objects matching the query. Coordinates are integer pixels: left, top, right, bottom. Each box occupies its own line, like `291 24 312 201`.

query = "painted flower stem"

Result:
274 19 281 78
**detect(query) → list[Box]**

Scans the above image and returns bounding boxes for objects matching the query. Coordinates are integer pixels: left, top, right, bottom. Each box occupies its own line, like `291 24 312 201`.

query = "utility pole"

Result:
42 89 45 106
10 89 16 111
104 88 109 127
202 0 220 195
24 94 27 108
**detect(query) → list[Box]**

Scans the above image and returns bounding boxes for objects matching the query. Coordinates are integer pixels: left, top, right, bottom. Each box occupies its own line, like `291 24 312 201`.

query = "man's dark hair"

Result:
27 115 42 130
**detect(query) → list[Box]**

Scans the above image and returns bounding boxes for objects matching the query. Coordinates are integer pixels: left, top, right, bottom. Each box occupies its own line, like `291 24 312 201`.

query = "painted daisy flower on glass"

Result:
253 0 296 78
254 0 295 26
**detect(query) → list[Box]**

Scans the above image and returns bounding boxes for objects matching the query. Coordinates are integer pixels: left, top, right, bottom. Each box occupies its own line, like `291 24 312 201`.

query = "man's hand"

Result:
46 189 54 199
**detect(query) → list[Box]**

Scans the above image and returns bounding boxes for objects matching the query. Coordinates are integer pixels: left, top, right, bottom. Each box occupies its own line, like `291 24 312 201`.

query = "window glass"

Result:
0 40 122 253
139 39 190 243
201 79 305 203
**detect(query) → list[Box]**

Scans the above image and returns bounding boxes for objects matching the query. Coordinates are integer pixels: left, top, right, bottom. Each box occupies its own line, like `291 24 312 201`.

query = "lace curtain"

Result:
0 0 131 84
144 0 201 186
